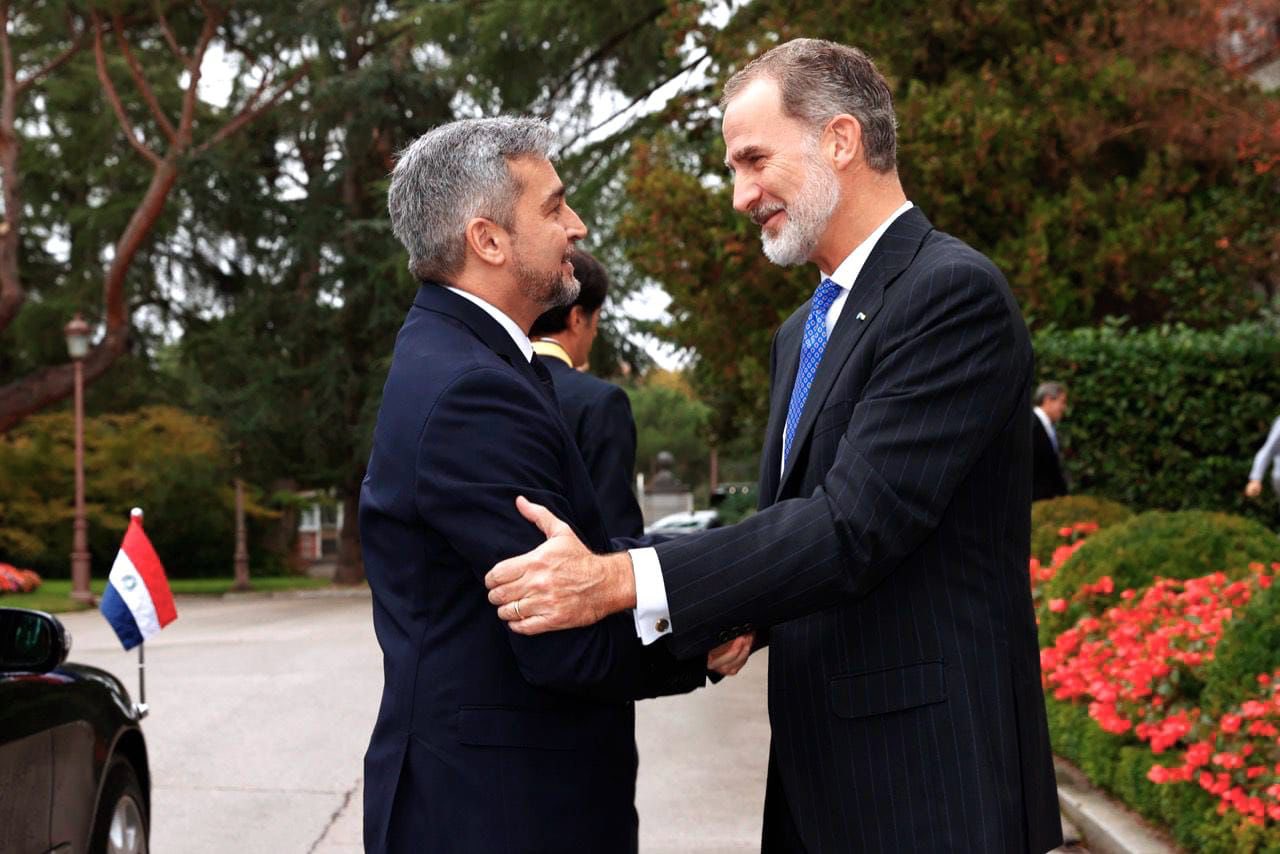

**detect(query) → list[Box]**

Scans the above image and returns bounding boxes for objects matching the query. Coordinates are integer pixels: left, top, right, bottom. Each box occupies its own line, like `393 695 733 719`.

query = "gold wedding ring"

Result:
513 599 523 620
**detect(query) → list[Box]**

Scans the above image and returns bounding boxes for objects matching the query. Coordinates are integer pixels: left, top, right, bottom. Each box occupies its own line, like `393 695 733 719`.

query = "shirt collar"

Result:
532 339 574 367
825 200 914 291
1033 406 1054 434
445 286 533 362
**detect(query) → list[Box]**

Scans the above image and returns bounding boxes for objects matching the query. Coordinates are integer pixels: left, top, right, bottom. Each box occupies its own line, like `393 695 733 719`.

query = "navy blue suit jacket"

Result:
654 210 1062 853
359 284 704 854
542 357 645 539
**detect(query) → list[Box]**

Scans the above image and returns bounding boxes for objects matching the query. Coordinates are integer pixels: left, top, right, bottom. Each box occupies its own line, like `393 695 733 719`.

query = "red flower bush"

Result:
1038 543 1280 829
0 562 42 594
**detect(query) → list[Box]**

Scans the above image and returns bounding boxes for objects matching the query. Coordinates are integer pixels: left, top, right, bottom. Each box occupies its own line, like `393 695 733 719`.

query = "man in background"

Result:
1032 381 1069 501
530 249 645 538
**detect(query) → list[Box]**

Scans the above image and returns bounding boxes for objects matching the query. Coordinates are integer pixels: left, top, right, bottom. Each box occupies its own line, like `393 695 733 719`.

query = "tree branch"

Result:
542 6 666 110
175 8 223 145
92 12 163 167
557 50 710 153
14 33 85 97
0 0 24 335
193 63 309 156
112 14 177 145
153 1 193 68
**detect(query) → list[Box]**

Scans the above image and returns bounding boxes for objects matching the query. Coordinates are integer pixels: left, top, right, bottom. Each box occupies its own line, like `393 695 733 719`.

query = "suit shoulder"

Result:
553 365 629 407
912 229 1006 287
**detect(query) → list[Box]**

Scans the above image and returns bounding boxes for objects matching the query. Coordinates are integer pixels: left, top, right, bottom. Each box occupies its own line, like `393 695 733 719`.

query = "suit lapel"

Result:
758 317 802 503
776 208 935 499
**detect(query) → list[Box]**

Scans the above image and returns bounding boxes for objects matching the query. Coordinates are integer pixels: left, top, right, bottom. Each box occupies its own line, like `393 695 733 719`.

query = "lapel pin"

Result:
856 311 867 321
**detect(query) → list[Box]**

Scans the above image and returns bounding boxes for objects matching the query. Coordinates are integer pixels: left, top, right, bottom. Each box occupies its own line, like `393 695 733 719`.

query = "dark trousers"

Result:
761 747 808 853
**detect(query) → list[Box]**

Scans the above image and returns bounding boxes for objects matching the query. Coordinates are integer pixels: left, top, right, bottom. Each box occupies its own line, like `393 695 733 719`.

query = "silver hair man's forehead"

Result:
388 117 556 282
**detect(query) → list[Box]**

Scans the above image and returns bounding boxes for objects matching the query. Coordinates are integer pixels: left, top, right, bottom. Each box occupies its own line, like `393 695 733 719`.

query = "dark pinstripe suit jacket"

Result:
655 209 1062 853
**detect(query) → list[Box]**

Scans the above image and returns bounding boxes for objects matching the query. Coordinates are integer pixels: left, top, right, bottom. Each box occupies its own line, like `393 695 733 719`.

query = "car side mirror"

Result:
0 608 71 674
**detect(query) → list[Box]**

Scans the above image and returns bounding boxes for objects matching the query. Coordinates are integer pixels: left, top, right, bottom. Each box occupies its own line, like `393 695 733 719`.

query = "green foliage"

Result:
1200 577 1280 717
1030 495 1133 564
0 406 279 579
1040 510 1280 641
619 0 1280 442
1034 322 1280 524
627 377 711 489
1047 696 1280 852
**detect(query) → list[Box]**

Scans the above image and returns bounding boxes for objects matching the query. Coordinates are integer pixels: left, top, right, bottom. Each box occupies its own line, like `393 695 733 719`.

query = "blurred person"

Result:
530 249 644 538
1245 413 1280 501
1031 381 1069 501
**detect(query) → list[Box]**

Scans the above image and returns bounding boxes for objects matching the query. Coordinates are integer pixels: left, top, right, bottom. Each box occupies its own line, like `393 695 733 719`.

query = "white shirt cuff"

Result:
629 547 672 644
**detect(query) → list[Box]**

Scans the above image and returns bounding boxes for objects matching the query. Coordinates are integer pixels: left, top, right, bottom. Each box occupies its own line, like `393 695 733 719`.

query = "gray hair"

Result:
721 38 898 173
1034 382 1067 405
388 117 555 282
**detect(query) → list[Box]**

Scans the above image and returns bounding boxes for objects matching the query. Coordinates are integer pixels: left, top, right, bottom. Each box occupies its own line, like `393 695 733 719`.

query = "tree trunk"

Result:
332 469 365 585
263 478 303 573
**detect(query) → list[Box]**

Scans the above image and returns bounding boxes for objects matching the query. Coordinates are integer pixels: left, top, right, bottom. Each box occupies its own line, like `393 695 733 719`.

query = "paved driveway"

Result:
56 590 770 853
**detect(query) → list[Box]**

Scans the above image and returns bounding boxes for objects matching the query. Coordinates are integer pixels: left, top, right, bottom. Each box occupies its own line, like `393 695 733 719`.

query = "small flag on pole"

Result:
100 508 177 651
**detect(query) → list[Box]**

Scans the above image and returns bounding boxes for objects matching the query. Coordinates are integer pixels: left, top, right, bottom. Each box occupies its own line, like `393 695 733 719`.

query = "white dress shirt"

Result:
446 286 533 362
630 201 915 644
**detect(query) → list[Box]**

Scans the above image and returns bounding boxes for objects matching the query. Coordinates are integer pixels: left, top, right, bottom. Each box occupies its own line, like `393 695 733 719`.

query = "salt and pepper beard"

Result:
753 137 841 268
514 249 581 309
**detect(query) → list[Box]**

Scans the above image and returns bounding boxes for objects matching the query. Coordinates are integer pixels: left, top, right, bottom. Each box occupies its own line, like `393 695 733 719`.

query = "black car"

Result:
0 607 150 854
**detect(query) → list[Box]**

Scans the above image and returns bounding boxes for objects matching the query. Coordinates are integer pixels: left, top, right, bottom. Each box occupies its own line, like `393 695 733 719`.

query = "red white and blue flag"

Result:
99 509 177 650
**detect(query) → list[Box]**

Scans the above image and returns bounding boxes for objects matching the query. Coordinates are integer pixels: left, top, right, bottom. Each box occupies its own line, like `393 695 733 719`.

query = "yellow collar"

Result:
532 339 574 367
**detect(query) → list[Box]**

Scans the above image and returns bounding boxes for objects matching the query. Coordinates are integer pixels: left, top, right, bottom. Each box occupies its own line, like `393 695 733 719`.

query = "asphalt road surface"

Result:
56 590 770 853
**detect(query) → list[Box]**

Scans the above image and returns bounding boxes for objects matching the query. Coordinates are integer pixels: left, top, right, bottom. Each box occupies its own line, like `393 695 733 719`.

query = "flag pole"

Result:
132 506 150 719
136 641 149 719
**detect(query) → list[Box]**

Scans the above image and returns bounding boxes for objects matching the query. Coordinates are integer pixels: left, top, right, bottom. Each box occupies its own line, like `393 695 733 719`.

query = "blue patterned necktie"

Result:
783 277 843 466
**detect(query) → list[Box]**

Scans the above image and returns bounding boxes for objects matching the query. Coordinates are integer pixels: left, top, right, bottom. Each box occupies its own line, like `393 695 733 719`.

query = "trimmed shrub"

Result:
1031 495 1133 564
1047 696 1280 853
1033 321 1280 527
1039 510 1280 642
1199 571 1280 717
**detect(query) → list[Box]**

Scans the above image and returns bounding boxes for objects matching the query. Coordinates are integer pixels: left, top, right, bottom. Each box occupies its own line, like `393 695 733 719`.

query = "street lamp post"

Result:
232 453 251 591
64 314 94 605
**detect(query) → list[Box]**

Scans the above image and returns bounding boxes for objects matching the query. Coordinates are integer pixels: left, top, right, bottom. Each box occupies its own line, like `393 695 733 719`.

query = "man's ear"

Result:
464 217 507 268
825 114 863 171
568 304 589 331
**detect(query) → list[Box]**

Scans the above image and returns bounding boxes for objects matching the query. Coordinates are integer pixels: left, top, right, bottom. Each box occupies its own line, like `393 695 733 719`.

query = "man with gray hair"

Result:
359 116 724 853
1032 381 1070 501
487 39 1061 852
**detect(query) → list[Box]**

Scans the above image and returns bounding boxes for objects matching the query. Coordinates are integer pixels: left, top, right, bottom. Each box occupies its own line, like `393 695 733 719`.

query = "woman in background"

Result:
1245 414 1280 501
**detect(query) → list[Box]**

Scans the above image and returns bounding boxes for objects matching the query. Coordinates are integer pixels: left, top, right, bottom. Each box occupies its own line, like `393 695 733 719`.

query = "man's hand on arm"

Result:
486 496 637 635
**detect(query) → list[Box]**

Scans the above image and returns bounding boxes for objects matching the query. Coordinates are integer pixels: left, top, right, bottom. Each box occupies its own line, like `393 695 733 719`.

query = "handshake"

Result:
485 496 757 678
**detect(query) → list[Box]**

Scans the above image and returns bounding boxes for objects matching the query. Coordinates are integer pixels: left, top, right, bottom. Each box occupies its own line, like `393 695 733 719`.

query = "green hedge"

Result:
1047 696 1280 852
1038 510 1280 642
1033 322 1280 526
1199 575 1280 717
1030 495 1133 565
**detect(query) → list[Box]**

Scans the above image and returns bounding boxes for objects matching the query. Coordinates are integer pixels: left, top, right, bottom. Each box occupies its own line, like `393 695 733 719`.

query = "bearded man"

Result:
359 117 719 854
486 41 1062 853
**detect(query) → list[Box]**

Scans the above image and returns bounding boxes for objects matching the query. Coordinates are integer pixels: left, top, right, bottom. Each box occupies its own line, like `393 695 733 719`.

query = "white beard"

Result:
757 147 840 268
